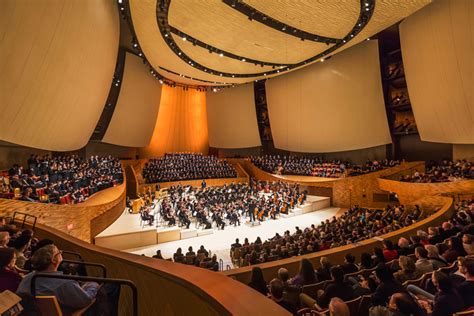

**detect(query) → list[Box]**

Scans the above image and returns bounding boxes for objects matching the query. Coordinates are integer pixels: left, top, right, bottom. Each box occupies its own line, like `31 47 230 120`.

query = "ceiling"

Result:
128 0 431 87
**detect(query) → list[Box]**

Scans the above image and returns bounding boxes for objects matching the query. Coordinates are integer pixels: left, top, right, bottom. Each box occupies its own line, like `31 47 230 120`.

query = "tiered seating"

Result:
241 200 474 315
400 159 473 182
142 152 237 183
2 155 123 204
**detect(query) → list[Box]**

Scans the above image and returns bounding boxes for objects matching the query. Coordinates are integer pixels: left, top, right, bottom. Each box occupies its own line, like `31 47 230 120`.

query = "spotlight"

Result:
138 52 143 57
320 58 324 62
182 37 187 41
219 53 223 57
165 33 169 37
159 80 163 84
133 43 138 48
232 74 235 78
178 52 182 55
212 88 217 92
282 26 286 31
118 0 122 3
241 58 246 62
365 2 369 6
350 34 354 38
366 37 370 41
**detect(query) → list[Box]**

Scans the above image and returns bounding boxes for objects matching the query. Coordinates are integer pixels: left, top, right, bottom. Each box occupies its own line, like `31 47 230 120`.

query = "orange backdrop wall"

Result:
139 86 208 157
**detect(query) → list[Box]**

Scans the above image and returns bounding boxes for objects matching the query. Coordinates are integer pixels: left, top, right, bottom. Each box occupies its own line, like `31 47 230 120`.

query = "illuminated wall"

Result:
139 86 208 157
0 0 119 151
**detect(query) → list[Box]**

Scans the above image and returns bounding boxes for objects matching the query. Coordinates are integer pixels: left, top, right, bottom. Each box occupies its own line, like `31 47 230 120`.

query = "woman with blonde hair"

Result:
394 255 421 283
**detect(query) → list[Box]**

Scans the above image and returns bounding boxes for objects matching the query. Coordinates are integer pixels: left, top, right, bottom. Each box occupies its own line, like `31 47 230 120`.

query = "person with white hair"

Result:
424 244 448 270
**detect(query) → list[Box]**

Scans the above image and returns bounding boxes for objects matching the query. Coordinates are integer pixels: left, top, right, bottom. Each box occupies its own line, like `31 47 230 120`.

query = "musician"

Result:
227 209 240 227
140 206 154 226
248 199 256 222
212 210 225 230
163 209 176 226
178 209 191 229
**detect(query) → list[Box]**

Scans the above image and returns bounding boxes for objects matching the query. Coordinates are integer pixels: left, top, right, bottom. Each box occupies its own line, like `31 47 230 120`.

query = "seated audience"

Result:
3 155 123 204
142 153 237 183
290 258 317 286
415 247 434 275
251 155 347 178
248 267 267 295
268 278 297 314
372 264 406 307
457 257 474 309
393 256 420 284
0 247 22 292
17 244 101 312
400 159 473 183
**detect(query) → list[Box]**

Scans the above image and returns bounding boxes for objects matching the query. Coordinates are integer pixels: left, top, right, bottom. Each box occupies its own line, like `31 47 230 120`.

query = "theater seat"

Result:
35 296 95 316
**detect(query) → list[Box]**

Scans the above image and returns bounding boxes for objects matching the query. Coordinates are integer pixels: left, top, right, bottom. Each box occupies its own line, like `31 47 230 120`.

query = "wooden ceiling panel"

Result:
169 0 331 64
172 34 276 75
243 0 359 39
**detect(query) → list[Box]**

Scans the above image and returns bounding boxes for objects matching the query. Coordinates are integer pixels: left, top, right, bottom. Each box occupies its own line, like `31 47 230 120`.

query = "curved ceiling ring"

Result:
156 0 375 79
221 0 340 44
123 0 230 87
168 26 290 68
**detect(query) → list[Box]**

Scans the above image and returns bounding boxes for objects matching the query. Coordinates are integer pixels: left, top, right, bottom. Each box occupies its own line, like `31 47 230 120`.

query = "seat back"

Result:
302 281 327 299
357 295 372 316
346 296 362 316
185 255 196 265
35 296 62 316
403 272 431 288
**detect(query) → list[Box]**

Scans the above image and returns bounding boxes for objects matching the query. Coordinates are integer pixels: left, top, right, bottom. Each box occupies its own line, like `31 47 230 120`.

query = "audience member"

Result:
248 267 267 295
0 247 22 292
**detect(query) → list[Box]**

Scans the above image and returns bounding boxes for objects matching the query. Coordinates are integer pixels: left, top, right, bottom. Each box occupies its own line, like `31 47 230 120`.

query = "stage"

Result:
95 196 337 268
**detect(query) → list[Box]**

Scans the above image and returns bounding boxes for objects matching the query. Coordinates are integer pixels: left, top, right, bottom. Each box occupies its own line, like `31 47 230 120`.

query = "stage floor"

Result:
121 206 340 268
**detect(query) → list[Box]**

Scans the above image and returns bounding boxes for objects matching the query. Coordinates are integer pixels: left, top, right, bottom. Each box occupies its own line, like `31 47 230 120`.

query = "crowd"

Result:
347 159 401 176
157 179 307 230
250 155 346 178
0 155 123 204
250 155 401 178
400 160 473 183
0 217 120 314
231 204 422 267
240 200 474 315
142 153 237 183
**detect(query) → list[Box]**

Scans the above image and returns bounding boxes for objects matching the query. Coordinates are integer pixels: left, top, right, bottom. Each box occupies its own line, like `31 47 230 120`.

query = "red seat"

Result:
59 196 67 204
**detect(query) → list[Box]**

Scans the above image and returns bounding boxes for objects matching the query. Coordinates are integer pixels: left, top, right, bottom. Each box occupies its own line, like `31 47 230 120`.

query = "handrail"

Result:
12 211 37 230
61 250 83 261
31 273 138 316
60 259 107 278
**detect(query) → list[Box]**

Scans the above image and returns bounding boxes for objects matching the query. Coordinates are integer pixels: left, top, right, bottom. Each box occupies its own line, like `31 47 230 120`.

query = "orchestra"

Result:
136 179 307 231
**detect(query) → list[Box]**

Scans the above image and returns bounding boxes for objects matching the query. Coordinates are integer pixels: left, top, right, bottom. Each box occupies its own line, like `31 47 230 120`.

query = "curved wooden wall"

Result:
378 178 474 206
223 196 454 284
20 222 290 316
236 159 425 208
0 174 126 242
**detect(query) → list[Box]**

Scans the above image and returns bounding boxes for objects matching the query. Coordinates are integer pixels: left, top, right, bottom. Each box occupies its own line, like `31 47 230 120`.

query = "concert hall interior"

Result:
1 0 474 315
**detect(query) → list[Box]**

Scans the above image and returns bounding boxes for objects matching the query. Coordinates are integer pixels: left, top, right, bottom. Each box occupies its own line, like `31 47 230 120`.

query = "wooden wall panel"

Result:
378 178 474 206
0 0 119 151
400 0 474 144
